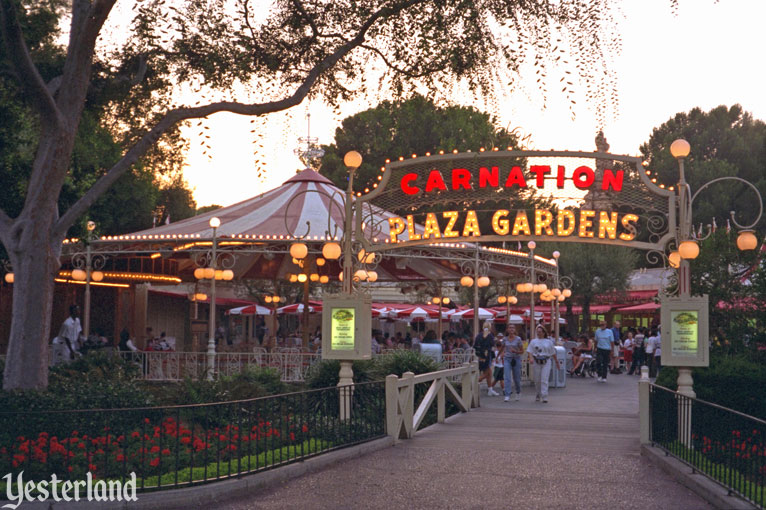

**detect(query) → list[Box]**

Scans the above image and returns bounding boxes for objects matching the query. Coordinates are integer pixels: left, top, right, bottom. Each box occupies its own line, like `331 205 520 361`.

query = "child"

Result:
489 338 504 395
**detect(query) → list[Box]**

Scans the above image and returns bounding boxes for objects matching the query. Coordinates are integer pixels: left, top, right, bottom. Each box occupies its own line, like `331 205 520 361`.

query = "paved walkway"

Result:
222 372 712 510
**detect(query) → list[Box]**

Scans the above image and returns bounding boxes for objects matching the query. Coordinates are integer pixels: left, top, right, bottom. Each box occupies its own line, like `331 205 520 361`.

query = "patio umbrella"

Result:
277 303 322 315
226 304 272 315
450 307 497 321
392 306 440 321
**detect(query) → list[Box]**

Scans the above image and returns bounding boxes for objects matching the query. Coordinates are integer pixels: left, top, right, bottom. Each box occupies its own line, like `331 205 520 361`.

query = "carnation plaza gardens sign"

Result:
353 148 677 256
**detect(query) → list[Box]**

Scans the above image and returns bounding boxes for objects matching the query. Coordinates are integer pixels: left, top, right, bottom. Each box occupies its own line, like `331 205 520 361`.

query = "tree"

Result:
0 0 621 390
321 95 519 193
639 105 766 234
554 243 637 333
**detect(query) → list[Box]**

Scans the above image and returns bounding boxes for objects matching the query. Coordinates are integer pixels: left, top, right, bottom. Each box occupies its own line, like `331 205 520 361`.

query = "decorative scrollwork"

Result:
194 250 236 270
559 275 573 290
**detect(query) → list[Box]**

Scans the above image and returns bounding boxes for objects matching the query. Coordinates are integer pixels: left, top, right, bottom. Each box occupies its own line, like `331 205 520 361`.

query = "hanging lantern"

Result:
290 242 308 260
195 293 208 301
322 242 341 260
71 269 87 281
265 296 272 303
4 273 14 284
668 251 681 269
498 296 507 304
222 269 234 281
316 257 326 266
357 249 375 264
310 273 319 282
562 289 572 298
509 296 518 305
460 276 474 287
551 288 561 297
297 274 308 283
194 268 205 280
319 275 329 284
477 276 490 288
203 267 215 279
91 271 104 282
367 271 378 282
678 240 699 259
736 230 758 251
443 297 451 305
432 297 441 304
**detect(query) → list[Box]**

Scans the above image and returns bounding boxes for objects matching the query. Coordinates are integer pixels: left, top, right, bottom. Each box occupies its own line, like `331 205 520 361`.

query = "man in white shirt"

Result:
526 325 560 403
52 305 82 364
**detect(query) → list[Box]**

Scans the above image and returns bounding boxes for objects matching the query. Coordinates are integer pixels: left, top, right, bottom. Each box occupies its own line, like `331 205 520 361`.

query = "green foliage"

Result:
305 351 441 388
640 105 766 234
320 95 520 193
552 243 638 332
655 354 766 419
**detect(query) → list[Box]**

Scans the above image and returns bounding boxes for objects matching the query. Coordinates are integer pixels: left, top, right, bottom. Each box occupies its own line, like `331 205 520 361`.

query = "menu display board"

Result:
330 308 355 350
660 295 709 367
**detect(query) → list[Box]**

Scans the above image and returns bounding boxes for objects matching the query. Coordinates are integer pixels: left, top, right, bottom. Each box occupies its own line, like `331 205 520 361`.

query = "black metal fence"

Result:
649 383 766 508
0 381 385 493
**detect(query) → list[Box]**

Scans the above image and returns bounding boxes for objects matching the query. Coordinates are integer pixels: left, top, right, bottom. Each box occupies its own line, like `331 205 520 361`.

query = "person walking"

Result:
645 326 658 377
594 320 614 383
526 325 560 403
475 325 496 396
501 325 524 402
52 304 82 365
489 338 505 396
610 320 622 373
628 327 645 375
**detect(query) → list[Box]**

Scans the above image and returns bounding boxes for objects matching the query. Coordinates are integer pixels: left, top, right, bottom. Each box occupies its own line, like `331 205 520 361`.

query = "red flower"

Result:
88 463 97 472
289 433 295 441
150 445 160 453
302 425 308 433
67 466 73 472
144 418 151 424
131 431 140 439
161 449 171 456
181 437 191 445
116 454 125 462
149 457 160 467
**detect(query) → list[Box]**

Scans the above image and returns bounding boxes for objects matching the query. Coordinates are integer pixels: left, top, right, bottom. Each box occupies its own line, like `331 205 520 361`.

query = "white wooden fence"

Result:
385 362 480 441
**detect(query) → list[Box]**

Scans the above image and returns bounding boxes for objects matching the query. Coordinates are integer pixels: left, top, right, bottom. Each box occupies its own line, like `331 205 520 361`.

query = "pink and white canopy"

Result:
391 306 441 321
450 307 497 321
226 304 272 316
277 303 322 315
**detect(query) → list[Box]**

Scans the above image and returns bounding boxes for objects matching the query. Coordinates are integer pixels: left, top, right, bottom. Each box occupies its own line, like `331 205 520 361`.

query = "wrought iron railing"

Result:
648 383 766 509
0 382 386 493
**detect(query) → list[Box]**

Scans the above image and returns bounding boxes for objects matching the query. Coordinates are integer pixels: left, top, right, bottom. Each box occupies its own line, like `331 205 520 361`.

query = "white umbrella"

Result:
450 307 497 321
226 304 272 315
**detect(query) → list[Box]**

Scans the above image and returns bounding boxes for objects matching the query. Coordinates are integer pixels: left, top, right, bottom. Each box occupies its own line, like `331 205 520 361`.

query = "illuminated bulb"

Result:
432 297 441 304
736 230 758 251
297 273 308 283
4 273 14 284
196 293 207 301
498 296 507 304
354 269 368 281
562 289 572 298
551 288 561 297
679 240 699 259
443 297 451 305
222 269 234 281
477 276 490 288
203 268 215 279
194 268 205 279
273 296 281 303
323 242 341 260
316 257 326 266
209 217 221 228
319 275 329 284
344 151 363 168
367 271 378 282
71 269 87 281
460 276 474 287
289 274 298 283
527 241 536 250
516 283 525 293
290 242 308 259
214 269 223 280
265 296 272 303
670 139 691 159
558 295 565 302
668 251 681 268
509 296 518 305
338 272 344 281
91 271 104 282
310 273 319 282
357 249 375 264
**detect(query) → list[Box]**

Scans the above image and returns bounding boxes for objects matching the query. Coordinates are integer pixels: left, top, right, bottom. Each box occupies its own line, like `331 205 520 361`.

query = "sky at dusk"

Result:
179 0 766 208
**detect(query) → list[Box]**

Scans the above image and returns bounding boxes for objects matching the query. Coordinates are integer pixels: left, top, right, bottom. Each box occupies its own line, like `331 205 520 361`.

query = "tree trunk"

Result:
581 297 592 335
3 220 62 390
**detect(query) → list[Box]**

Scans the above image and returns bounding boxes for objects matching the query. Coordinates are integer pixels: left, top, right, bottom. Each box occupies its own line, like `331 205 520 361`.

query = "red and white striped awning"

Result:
226 304 272 316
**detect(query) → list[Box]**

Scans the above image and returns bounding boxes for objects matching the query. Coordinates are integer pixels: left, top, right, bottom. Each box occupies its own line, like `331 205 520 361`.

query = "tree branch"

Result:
56 0 427 235
359 43 444 78
0 0 63 125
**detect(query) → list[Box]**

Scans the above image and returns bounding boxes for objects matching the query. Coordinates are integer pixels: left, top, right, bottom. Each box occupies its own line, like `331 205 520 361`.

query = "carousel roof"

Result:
126 169 422 242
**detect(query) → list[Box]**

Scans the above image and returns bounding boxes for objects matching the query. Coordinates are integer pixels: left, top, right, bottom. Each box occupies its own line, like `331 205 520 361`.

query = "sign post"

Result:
321 295 372 420
660 295 709 446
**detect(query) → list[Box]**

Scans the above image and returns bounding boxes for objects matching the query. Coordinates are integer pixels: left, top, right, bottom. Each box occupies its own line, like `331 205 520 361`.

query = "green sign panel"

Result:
330 308 356 351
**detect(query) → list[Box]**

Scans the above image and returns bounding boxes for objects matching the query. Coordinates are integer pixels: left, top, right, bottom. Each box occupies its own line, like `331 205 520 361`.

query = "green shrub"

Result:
655 354 766 419
304 358 375 389
369 349 441 379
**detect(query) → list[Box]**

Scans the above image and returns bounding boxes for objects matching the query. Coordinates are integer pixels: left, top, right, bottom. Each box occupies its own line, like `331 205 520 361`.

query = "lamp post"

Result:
528 241 536 339
83 221 95 339
552 251 561 341
460 247 490 338
206 216 220 381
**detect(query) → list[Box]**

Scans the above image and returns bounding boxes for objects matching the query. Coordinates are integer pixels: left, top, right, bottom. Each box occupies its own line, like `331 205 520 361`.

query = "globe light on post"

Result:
4 273 13 284
194 268 205 280
367 271 378 282
558 295 565 302
322 242 341 260
670 139 691 159
208 217 221 229
498 296 507 304
71 269 87 281
297 273 308 283
736 230 758 251
91 271 104 282
551 288 561 297
222 269 234 281
358 249 375 264
527 241 536 250
432 297 441 305
320 275 329 284
509 296 518 305
344 151 363 169
203 267 215 279
265 296 272 303
354 269 368 281
214 269 223 280
87 221 96 232
310 273 319 282
290 242 308 260
289 274 298 283
562 289 572 298
316 257 326 267
668 251 681 269
460 276 474 287
273 296 281 304
443 297 451 305
477 276 490 288
679 240 700 259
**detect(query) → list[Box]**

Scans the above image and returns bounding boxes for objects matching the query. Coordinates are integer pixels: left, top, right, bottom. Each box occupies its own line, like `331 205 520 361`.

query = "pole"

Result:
529 248 535 339
302 277 310 348
505 281 511 331
473 247 479 338
554 259 560 341
437 281 443 342
83 242 92 339
206 225 218 381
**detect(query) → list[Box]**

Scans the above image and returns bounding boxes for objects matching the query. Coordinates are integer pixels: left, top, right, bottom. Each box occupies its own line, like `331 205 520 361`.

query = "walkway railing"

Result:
118 350 477 383
385 362 480 442
0 382 386 492
640 380 766 509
